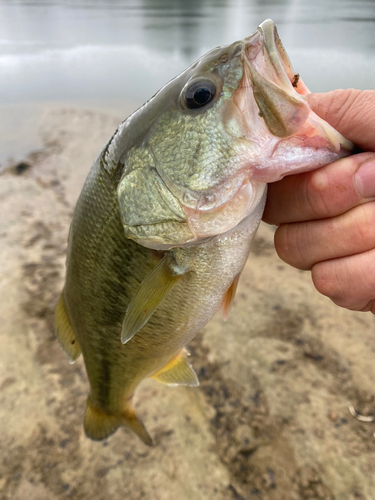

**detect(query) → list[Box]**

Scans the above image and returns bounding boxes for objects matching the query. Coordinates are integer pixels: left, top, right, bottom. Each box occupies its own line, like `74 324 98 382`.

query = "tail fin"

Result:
122 407 153 446
84 396 153 446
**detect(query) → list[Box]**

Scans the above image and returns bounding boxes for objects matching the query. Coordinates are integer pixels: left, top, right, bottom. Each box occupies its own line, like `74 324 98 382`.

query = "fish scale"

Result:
55 19 352 444
62 156 261 440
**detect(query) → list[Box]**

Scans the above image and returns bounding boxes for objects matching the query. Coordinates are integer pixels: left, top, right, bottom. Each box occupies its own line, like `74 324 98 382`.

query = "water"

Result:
0 0 374 166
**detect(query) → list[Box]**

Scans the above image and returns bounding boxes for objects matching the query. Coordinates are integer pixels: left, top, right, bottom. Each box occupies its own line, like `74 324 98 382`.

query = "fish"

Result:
54 19 352 445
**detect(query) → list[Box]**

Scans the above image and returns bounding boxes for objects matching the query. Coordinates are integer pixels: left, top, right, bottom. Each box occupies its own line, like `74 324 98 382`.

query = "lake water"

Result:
0 0 374 166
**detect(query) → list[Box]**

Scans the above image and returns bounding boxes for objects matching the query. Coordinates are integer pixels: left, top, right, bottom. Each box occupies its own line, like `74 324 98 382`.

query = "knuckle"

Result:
323 90 347 118
304 153 371 220
331 89 362 130
311 263 335 297
359 300 375 313
311 261 349 307
355 203 375 244
274 224 292 263
305 169 331 218
274 224 311 270
312 252 375 311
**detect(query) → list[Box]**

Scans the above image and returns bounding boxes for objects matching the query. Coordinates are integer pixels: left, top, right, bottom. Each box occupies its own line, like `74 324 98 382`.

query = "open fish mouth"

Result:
242 19 312 139
240 18 353 179
253 19 310 96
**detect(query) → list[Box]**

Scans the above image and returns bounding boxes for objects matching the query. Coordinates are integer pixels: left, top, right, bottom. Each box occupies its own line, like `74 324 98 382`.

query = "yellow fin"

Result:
84 396 153 446
221 274 240 321
84 396 122 441
54 294 81 363
121 252 187 344
152 350 199 387
122 407 153 446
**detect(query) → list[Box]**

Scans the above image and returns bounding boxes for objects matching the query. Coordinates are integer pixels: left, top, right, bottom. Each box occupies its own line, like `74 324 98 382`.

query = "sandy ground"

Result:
1 106 375 500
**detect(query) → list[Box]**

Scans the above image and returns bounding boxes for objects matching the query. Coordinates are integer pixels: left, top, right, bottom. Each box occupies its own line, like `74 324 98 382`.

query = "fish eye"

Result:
185 81 216 109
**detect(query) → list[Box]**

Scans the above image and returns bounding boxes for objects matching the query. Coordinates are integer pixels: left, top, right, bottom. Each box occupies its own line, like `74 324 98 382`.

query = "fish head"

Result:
117 19 352 250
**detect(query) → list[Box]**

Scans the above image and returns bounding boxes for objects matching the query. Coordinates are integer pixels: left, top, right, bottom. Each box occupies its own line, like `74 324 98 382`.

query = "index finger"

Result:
308 90 375 152
263 152 375 225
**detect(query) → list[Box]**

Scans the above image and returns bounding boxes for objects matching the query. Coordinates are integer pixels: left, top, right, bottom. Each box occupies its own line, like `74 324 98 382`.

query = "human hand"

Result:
263 89 375 313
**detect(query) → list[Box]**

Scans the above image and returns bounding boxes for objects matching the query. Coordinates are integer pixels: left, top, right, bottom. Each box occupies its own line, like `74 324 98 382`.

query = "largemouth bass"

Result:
55 19 352 445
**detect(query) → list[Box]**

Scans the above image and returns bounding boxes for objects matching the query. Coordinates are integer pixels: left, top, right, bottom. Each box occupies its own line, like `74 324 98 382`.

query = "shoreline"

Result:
1 105 375 500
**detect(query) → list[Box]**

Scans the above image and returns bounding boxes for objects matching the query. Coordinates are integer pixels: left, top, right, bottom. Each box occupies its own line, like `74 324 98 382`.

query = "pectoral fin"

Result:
152 349 199 387
221 274 240 321
54 294 81 363
121 253 188 344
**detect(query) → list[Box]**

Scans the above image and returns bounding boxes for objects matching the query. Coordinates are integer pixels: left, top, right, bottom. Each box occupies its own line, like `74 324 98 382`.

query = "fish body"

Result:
59 155 264 444
55 20 352 444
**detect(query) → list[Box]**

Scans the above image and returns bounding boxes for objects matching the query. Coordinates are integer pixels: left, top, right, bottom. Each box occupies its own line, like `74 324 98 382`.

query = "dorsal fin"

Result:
152 349 199 387
121 252 188 344
54 294 81 363
220 274 240 321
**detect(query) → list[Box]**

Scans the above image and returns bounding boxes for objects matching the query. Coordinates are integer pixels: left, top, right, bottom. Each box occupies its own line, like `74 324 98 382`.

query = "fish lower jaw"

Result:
251 146 347 183
139 181 266 250
249 117 353 183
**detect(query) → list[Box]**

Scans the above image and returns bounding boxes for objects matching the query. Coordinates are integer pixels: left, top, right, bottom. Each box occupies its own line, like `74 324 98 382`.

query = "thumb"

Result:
307 89 375 152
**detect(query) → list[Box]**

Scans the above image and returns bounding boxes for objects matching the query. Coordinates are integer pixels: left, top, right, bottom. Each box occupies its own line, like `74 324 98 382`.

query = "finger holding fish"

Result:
263 152 375 225
311 249 375 312
275 200 375 270
264 152 375 268
264 88 375 313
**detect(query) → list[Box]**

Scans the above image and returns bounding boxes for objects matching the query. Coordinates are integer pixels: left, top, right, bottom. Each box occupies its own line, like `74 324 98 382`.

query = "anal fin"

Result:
221 274 240 321
84 396 153 446
54 294 81 363
152 349 199 387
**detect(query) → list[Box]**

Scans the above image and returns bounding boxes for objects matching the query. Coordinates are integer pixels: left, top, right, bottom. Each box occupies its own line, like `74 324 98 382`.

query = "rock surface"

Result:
1 107 375 500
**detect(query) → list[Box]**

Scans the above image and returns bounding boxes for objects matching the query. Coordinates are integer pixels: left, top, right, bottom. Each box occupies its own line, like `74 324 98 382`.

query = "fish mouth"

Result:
256 19 310 95
242 20 311 138
240 19 353 171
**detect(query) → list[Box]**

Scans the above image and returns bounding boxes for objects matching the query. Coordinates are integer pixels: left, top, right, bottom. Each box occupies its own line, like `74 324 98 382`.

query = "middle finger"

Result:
274 201 375 270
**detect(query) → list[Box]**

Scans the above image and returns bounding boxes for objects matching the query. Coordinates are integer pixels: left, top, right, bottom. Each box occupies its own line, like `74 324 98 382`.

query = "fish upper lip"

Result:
243 19 299 94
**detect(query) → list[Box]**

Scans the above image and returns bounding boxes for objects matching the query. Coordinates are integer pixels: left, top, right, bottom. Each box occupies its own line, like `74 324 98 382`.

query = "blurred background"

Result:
2 2 375 500
0 0 374 168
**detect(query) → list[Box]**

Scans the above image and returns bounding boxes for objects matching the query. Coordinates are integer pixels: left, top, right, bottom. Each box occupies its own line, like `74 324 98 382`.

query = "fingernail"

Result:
355 158 375 198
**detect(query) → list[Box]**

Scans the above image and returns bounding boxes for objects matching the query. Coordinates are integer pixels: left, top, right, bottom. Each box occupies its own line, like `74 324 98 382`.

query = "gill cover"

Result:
117 147 195 249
